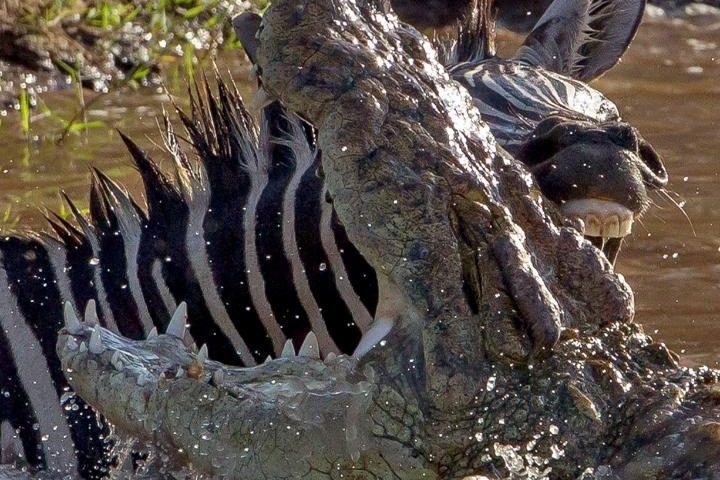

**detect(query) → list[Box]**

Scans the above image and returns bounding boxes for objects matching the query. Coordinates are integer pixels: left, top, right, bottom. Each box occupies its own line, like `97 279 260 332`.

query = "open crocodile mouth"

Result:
561 198 634 264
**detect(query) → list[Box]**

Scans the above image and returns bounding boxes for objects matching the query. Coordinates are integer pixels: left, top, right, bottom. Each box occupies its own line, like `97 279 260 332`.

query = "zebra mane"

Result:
40 75 307 257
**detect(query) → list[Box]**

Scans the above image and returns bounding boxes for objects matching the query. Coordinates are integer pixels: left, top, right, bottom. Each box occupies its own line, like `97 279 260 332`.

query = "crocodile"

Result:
54 0 720 478
0 0 677 476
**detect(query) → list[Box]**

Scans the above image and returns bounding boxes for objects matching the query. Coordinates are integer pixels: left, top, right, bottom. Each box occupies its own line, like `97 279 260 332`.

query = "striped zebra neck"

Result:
0 80 381 477
452 60 620 153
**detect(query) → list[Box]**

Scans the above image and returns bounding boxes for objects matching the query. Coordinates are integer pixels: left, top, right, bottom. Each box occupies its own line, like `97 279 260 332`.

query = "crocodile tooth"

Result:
63 302 82 334
66 337 79 351
197 344 208 364
281 339 295 358
166 302 188 338
264 355 272 363
212 369 224 386
325 352 337 362
147 327 158 340
175 367 185 378
298 332 320 359
111 352 123 371
79 342 88 353
84 299 99 325
89 328 104 354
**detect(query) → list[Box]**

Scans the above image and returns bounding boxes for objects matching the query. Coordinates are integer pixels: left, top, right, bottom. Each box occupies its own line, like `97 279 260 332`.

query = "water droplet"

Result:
485 376 496 392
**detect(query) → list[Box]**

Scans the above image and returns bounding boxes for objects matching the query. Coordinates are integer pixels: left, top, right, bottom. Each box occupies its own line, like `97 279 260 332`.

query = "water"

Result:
0 15 718 367
597 14 720 367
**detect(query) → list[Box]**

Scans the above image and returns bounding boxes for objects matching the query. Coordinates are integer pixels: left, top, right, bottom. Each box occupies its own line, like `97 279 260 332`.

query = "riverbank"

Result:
0 0 260 107
1 0 718 110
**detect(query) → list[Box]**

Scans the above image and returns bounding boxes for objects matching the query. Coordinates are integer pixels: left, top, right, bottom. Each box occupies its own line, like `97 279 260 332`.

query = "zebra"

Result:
0 0 668 477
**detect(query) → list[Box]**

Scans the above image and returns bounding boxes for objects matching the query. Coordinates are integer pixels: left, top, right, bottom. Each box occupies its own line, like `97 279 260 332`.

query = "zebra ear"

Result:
513 0 645 82
233 12 262 65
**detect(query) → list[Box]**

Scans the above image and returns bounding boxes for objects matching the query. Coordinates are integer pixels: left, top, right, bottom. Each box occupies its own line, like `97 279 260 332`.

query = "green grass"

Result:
19 86 31 135
1 0 265 139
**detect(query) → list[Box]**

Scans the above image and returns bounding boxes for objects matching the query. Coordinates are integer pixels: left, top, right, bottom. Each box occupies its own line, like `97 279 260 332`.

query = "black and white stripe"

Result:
0 80 382 477
0 0 645 472
0 237 112 478
450 60 620 153
0 71 624 478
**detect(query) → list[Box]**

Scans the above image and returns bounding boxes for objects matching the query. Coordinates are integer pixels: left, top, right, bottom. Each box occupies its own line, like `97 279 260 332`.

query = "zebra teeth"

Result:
560 199 634 238
212 369 225 387
147 326 158 340
66 336 79 351
298 332 320 359
166 302 188 338
79 341 88 353
584 214 602 237
63 302 82 334
281 339 295 358
110 352 123 371
619 217 633 237
197 344 209 364
250 86 274 112
84 299 99 325
604 215 620 238
89 328 104 354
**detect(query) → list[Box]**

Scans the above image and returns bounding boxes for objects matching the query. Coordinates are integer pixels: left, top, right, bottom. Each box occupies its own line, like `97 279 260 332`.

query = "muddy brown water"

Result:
0 15 718 367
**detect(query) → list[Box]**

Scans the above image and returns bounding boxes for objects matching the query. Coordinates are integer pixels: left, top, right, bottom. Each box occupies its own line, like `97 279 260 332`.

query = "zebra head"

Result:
450 0 668 263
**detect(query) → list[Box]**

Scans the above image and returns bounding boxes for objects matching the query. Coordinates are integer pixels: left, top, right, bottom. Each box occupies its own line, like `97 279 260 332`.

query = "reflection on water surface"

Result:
0 15 718 366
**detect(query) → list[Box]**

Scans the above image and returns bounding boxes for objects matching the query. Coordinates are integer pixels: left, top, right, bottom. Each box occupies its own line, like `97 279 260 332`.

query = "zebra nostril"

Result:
608 123 640 151
638 139 669 188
